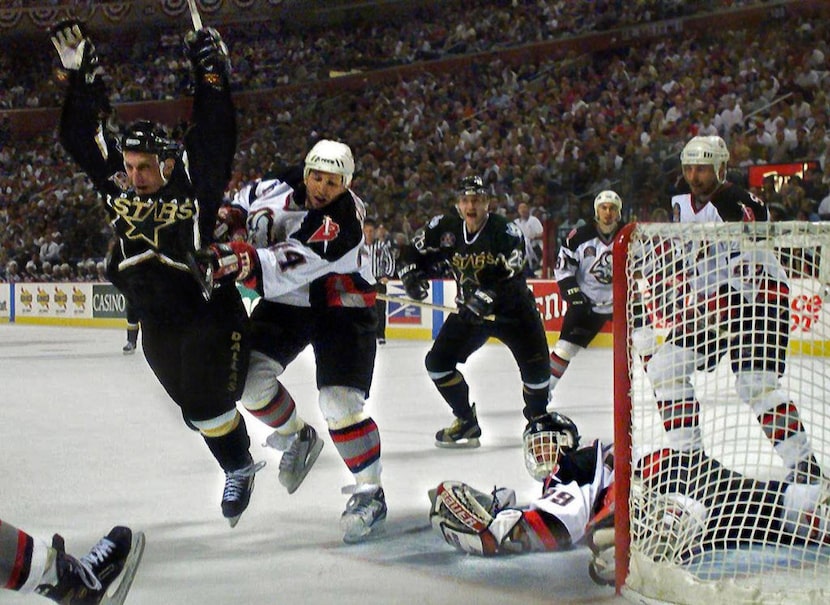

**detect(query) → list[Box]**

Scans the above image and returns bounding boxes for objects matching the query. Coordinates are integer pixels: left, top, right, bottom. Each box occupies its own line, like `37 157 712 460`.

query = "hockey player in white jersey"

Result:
642 135 820 484
201 140 387 543
549 190 623 393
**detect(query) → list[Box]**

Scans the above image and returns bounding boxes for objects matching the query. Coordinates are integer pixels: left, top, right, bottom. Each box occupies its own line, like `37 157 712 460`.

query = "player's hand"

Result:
458 288 495 325
399 263 429 301
197 241 257 287
184 27 230 81
213 205 247 242
50 20 100 80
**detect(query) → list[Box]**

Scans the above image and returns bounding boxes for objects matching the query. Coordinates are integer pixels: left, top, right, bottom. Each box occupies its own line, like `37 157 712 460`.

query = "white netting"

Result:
619 222 830 605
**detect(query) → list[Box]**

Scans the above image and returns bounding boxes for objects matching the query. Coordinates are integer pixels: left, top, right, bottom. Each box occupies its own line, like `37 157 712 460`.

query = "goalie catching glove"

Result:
50 20 102 83
196 241 259 290
429 481 526 556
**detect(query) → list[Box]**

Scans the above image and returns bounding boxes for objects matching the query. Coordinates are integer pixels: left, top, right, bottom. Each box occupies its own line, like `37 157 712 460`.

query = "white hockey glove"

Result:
50 21 101 83
429 481 524 556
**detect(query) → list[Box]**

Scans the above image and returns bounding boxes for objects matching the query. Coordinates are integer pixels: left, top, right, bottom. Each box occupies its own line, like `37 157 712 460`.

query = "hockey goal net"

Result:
612 221 830 605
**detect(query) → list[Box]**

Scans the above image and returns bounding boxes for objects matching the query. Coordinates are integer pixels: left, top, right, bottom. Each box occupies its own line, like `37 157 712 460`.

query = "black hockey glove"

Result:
560 278 591 320
196 241 258 288
399 263 429 301
49 20 101 83
184 27 230 86
459 288 495 325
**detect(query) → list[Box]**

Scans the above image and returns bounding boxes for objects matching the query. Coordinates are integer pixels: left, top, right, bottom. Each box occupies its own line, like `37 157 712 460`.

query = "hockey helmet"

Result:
121 120 178 159
680 135 730 184
457 175 488 197
523 412 580 482
593 190 622 219
303 139 355 188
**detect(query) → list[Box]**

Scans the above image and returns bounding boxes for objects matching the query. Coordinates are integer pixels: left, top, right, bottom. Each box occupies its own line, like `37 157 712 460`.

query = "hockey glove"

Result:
184 27 231 86
213 205 247 242
458 288 495 325
398 263 429 301
198 241 258 289
49 20 101 83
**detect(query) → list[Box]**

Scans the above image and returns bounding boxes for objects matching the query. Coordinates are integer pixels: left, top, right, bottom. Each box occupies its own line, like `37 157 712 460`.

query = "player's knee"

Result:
647 343 697 388
734 371 781 411
552 340 581 362
425 349 454 374
240 351 285 408
189 408 241 438
319 385 366 428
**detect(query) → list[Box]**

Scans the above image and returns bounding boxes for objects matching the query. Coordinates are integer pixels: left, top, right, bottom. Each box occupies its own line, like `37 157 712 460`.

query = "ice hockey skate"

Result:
340 484 387 544
35 526 146 605
222 459 266 527
121 341 136 355
264 424 324 494
435 404 481 448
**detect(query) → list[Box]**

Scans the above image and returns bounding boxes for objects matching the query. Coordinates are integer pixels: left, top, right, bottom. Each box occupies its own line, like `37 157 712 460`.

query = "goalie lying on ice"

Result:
429 413 830 586
428 414 613 564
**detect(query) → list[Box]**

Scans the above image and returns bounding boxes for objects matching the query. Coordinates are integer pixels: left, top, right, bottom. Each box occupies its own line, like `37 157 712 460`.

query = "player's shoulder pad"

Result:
713 183 769 222
564 223 597 249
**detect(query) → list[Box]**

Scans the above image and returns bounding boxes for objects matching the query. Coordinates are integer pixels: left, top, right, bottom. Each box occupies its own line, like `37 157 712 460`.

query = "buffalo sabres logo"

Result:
308 215 340 243
247 207 276 247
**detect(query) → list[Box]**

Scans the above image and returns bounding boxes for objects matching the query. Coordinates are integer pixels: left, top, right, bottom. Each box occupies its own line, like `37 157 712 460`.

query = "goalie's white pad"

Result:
429 481 522 556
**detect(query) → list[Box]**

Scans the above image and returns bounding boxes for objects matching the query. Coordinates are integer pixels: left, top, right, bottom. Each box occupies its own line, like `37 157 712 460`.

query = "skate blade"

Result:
342 515 387 545
280 439 324 495
101 531 145 605
434 437 481 449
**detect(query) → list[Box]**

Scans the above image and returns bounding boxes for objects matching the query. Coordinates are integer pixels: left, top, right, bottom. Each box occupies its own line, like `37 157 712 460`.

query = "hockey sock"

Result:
244 381 301 432
329 417 381 481
0 520 50 593
201 414 253 472
433 370 473 418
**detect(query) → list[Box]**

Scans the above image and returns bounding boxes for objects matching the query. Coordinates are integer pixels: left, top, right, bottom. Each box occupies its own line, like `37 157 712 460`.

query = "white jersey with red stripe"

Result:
231 177 375 308
527 440 613 545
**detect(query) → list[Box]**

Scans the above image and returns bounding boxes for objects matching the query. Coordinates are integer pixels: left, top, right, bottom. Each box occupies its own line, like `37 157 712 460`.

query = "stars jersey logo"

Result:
307 215 341 243
109 195 196 248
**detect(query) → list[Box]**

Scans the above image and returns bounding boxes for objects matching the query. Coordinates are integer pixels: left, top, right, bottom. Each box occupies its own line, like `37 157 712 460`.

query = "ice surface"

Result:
0 324 624 604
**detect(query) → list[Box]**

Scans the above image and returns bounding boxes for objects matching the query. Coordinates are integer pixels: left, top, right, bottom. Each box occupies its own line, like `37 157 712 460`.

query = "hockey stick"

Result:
185 251 213 301
377 293 496 322
186 0 203 30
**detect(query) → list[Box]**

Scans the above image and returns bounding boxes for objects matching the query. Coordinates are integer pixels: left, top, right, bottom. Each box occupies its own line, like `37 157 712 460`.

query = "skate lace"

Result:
223 460 266 501
67 538 116 592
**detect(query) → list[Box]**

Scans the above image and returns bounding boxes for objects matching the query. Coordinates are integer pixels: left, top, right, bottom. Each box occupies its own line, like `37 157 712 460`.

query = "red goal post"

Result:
612 221 830 604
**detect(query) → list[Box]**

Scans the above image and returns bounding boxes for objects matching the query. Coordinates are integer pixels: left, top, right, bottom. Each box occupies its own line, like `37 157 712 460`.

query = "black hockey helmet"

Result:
121 120 178 159
522 412 580 481
457 175 488 196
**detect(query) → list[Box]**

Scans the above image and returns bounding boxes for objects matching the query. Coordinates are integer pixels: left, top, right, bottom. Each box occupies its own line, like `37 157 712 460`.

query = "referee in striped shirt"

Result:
363 218 396 344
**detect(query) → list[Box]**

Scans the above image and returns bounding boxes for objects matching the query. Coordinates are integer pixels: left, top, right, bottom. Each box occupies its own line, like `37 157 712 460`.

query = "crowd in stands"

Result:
2 0 829 283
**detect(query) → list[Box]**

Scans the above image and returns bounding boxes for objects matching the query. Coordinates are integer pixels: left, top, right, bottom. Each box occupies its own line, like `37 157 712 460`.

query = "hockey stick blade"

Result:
101 531 145 605
185 251 213 301
186 0 203 30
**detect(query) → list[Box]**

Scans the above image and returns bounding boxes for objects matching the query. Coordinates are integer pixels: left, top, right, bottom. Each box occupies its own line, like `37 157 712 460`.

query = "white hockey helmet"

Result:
593 190 622 219
303 139 355 188
523 412 580 481
680 135 730 184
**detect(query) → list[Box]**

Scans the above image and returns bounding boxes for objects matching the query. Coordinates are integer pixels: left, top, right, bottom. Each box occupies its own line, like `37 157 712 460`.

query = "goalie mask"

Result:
680 135 730 184
523 412 580 481
303 139 355 188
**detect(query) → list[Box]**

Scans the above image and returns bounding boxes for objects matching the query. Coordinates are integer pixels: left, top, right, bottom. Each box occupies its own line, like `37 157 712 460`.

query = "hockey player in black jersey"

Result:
398 176 576 448
52 22 261 527
549 190 623 394
641 135 820 484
